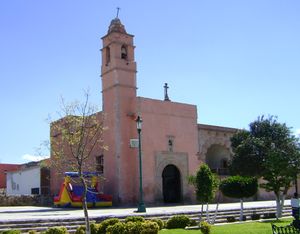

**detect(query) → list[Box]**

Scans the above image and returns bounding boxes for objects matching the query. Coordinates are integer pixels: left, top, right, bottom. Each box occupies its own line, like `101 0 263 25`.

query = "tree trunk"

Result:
240 198 244 221
211 190 221 224
280 194 285 218
275 193 285 219
212 201 219 224
206 203 210 223
80 177 90 234
200 203 204 222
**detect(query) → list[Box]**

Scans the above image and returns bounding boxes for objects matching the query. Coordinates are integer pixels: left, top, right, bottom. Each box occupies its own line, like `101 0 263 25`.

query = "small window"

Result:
106 47 110 64
167 136 175 152
31 188 40 195
96 155 104 174
168 139 173 152
121 45 127 60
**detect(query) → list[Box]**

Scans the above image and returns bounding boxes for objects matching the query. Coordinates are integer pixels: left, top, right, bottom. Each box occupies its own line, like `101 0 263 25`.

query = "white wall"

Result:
6 166 40 195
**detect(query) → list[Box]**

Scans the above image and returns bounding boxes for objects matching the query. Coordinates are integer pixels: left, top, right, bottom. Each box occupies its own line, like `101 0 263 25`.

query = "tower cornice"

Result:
101 32 134 40
102 83 137 93
101 66 137 77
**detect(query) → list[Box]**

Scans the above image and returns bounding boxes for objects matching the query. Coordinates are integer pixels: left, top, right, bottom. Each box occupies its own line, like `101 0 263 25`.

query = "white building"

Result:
6 161 50 196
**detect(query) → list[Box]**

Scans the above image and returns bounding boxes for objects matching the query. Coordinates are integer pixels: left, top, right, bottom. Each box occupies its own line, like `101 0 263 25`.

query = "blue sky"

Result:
0 1 299 164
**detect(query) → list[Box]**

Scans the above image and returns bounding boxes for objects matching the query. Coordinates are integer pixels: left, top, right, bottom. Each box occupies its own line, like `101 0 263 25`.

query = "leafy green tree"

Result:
219 176 258 221
189 164 218 222
229 116 300 218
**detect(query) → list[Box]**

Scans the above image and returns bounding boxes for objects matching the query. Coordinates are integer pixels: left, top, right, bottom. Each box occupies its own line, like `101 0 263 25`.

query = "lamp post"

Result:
295 175 298 198
136 116 146 212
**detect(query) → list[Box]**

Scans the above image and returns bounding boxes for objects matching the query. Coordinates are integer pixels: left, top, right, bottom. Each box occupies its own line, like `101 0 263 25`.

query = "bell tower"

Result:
101 17 138 204
101 17 137 93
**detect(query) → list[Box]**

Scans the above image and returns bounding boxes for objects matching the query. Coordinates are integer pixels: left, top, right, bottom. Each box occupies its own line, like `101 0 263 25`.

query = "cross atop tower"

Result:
164 83 170 101
116 7 120 18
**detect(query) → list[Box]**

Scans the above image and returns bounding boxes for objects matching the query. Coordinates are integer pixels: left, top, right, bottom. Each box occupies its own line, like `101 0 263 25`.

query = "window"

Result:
168 139 173 152
96 155 104 174
121 45 127 60
167 136 175 152
106 47 110 65
31 188 39 195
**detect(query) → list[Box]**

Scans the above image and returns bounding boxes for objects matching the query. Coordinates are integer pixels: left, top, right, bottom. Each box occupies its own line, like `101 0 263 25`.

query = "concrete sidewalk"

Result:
0 200 291 222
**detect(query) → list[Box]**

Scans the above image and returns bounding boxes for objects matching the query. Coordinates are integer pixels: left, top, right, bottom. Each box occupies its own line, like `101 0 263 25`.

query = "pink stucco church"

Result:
50 17 237 205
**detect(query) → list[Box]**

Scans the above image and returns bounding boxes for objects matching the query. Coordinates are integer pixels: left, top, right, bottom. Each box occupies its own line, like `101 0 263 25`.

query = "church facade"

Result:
50 17 236 205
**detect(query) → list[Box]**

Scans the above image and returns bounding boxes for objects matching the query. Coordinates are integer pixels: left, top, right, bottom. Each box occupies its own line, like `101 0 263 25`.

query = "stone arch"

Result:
154 152 188 203
121 45 128 60
201 137 232 157
162 164 181 203
205 144 231 175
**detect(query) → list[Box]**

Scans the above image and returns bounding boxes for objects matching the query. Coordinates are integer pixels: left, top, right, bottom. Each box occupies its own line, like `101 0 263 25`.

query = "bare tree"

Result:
50 91 106 234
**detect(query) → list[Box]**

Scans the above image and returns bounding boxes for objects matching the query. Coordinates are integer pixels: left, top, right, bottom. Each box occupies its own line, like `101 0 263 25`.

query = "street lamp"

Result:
136 115 146 212
296 178 299 197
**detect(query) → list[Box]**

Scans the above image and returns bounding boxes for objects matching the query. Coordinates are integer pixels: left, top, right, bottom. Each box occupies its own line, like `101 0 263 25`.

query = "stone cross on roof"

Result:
164 83 170 101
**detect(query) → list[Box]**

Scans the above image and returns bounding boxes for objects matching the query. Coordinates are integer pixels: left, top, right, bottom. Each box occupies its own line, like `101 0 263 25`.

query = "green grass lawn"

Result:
159 218 292 234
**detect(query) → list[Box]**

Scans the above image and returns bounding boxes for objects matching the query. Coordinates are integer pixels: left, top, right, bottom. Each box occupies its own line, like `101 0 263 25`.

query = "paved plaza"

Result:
0 200 290 222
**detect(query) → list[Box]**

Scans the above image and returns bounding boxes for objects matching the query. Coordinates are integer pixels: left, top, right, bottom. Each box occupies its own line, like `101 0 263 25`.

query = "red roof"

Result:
0 164 21 188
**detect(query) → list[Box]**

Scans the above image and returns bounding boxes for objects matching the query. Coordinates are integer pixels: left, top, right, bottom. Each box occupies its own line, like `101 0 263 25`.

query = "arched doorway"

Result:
162 165 181 203
206 144 231 175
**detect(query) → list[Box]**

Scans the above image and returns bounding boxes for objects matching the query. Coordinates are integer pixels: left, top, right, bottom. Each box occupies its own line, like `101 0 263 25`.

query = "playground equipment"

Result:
54 172 112 208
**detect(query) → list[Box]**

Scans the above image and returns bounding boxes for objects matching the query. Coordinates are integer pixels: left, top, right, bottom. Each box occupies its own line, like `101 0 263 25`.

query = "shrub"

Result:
75 226 85 234
189 219 198 226
1 231 21 234
124 221 143 234
141 221 159 234
75 223 98 234
166 215 191 229
251 213 261 220
263 213 276 219
199 221 211 234
125 216 145 223
106 222 126 234
219 176 258 199
97 218 120 234
90 223 99 234
227 216 236 222
150 219 164 230
28 231 37 234
44 227 68 234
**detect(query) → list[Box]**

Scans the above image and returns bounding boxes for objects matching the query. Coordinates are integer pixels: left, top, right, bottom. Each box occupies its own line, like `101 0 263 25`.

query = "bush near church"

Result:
166 215 193 229
43 227 68 234
149 219 164 230
97 218 120 234
106 221 159 234
140 221 159 234
199 221 211 234
5 216 198 234
0 231 21 234
75 217 163 234
74 223 98 234
121 221 143 234
124 216 145 223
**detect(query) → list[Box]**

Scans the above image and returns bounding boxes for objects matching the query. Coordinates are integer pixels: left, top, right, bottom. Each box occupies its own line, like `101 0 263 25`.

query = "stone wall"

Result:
197 124 236 162
0 195 52 206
